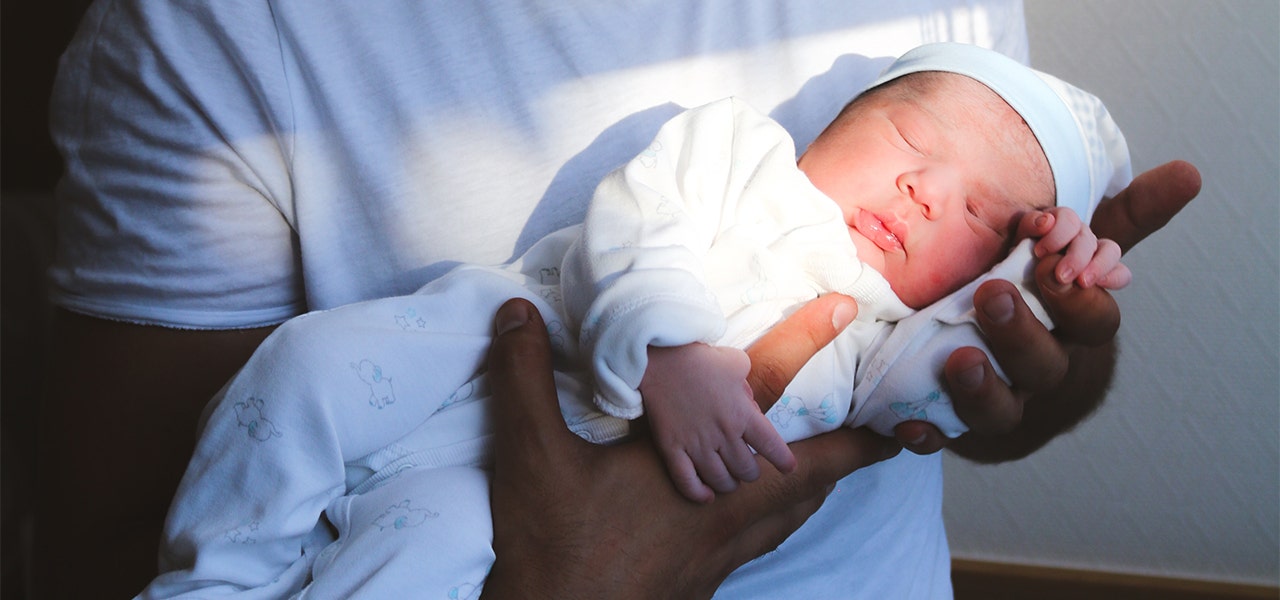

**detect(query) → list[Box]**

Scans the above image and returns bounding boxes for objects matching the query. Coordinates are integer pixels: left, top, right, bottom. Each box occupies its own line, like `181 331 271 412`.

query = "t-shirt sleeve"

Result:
47 1 304 329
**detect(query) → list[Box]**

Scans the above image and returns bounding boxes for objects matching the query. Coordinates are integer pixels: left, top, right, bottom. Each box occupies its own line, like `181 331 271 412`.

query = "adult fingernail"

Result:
1034 214 1049 229
957 364 985 391
495 301 530 335
981 292 1015 324
832 301 856 331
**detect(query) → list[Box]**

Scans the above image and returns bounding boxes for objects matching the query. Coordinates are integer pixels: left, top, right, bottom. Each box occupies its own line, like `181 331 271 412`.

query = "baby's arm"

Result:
639 343 795 503
1019 207 1132 290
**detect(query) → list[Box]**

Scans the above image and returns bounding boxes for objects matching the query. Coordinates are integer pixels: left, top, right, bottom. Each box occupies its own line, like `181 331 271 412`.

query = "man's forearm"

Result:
947 340 1117 463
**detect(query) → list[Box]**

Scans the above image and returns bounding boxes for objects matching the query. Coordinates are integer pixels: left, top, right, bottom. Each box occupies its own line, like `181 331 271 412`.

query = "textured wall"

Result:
944 0 1280 586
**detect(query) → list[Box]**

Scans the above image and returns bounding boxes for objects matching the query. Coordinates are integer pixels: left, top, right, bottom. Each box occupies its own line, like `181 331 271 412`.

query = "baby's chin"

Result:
886 273 975 310
848 232 972 309
896 289 932 310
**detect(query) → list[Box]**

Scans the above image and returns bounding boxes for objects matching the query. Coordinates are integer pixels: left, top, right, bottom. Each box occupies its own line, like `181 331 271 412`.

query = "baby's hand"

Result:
1017 208 1132 290
639 343 796 503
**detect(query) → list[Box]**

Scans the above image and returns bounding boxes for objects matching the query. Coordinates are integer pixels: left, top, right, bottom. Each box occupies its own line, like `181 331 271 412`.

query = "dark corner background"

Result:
2 2 93 598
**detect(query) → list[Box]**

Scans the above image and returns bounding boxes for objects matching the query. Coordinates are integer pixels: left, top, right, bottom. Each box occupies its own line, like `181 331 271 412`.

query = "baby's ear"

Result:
1014 209 1055 241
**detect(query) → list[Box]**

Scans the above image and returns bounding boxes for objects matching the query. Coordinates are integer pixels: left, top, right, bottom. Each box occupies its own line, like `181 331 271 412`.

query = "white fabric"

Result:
50 0 1029 330
563 98 910 421
845 238 1050 437
869 42 1133 222
145 261 591 600
50 2 1034 598
141 98 1051 598
567 99 1051 437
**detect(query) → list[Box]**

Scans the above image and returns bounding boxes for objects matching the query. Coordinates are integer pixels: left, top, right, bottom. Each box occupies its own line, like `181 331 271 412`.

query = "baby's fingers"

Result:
1078 239 1129 289
1096 264 1132 290
1016 210 1055 241
744 414 796 475
693 448 738 496
1035 208 1084 257
1056 228 1098 285
721 440 762 484
665 450 715 504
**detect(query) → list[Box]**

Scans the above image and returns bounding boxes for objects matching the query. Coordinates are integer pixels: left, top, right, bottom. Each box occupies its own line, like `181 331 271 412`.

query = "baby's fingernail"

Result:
1057 265 1075 285
495 301 530 335
832 301 857 330
981 292 1015 324
958 364 985 391
1043 269 1073 294
1078 272 1095 288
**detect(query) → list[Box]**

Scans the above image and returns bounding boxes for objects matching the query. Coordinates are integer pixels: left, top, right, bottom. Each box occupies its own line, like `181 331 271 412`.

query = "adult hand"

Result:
895 160 1202 459
482 295 898 600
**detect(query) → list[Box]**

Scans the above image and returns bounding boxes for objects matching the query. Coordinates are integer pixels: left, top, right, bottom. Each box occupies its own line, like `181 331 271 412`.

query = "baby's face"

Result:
798 72 1054 308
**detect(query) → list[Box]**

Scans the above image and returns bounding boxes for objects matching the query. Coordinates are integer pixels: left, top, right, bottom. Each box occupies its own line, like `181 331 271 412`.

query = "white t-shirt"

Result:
49 2 1031 597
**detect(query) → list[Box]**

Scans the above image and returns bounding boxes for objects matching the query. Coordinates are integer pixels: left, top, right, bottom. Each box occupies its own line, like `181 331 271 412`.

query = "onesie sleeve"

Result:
47 1 304 329
561 98 801 419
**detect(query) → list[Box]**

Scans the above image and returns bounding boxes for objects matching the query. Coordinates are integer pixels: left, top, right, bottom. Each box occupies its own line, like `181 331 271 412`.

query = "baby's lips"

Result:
854 209 904 252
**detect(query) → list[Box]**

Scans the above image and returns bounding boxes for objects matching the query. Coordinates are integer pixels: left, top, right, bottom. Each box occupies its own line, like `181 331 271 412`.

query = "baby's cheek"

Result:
917 270 970 306
929 272 958 298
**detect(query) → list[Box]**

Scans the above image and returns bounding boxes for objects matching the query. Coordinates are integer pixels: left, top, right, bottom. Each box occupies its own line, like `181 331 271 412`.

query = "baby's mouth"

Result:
852 209 904 252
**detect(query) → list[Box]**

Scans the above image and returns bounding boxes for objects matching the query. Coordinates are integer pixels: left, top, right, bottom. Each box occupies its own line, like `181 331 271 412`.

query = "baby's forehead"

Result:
909 72 1029 121
863 42 1131 222
906 73 1056 206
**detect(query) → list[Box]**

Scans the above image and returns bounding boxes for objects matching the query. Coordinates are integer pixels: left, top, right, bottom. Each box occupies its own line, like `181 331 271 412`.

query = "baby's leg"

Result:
303 465 495 600
151 267 555 596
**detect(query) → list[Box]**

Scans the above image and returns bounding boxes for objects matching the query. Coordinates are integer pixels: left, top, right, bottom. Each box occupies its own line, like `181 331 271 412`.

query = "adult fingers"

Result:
488 298 580 471
1091 160 1201 253
746 293 858 410
719 429 899 564
943 279 1073 434
1034 255 1121 347
944 346 1024 434
774 427 902 497
971 279 1070 394
893 421 949 455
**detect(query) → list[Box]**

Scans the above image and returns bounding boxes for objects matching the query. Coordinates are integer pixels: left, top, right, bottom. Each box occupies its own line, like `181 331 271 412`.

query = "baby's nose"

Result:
897 171 948 219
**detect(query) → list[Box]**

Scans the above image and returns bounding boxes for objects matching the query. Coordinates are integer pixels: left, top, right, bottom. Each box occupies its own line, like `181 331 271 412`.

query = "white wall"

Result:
944 0 1280 586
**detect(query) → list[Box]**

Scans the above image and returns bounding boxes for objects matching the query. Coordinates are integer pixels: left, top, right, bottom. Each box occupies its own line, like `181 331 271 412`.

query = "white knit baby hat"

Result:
869 42 1132 222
